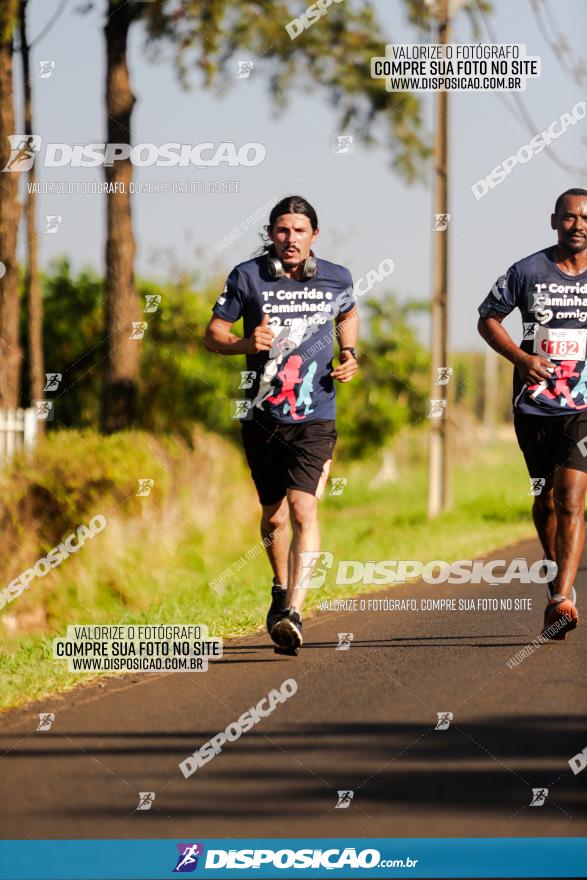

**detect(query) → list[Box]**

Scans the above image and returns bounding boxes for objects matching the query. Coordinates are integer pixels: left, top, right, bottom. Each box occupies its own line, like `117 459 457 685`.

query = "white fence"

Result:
0 408 38 464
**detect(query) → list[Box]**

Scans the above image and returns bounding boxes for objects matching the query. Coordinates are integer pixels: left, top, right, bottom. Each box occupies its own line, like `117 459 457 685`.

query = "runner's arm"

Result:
477 314 554 384
204 315 273 355
332 307 359 382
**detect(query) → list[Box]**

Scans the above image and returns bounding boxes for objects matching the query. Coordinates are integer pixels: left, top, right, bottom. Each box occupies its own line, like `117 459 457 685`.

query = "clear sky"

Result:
18 0 587 349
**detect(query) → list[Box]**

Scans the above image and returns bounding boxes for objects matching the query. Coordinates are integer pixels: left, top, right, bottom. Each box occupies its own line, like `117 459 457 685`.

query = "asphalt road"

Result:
1 537 586 840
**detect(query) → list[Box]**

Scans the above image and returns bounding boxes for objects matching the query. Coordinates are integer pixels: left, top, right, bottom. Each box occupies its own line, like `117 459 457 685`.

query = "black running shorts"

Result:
241 414 337 506
514 411 587 480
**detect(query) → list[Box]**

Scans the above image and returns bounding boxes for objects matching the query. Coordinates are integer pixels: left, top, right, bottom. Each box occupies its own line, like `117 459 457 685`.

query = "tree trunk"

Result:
19 0 44 423
100 1 139 433
0 2 22 409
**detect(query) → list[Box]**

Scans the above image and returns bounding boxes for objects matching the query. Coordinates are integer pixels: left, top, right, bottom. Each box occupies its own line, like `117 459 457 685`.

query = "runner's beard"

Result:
282 254 302 269
564 235 587 254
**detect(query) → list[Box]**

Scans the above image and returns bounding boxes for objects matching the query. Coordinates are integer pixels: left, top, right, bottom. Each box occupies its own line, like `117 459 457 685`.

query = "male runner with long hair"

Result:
205 196 359 655
478 188 587 640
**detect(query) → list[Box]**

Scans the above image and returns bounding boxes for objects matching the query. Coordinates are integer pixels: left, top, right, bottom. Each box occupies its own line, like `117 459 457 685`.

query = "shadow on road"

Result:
219 635 540 657
7 715 584 827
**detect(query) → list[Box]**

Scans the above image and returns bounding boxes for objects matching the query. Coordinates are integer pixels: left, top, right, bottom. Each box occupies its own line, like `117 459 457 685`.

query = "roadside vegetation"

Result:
0 426 532 710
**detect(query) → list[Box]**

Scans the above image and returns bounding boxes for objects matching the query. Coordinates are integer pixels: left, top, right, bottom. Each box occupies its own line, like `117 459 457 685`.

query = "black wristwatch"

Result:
340 346 357 359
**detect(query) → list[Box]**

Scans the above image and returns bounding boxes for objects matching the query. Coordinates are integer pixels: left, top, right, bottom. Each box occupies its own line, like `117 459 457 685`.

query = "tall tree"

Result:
101 0 140 433
99 0 435 432
19 0 44 414
0 0 22 409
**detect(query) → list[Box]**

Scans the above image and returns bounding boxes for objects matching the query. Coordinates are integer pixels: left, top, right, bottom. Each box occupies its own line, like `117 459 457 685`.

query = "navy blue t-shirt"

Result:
213 255 355 423
478 247 587 416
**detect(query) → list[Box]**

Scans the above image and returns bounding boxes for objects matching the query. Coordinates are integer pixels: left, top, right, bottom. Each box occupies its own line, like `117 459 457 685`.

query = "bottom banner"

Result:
0 838 585 879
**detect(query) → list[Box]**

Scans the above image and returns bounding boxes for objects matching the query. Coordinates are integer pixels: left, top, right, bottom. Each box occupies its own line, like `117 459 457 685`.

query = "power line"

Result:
534 0 587 88
476 0 587 179
13 0 70 52
31 0 70 49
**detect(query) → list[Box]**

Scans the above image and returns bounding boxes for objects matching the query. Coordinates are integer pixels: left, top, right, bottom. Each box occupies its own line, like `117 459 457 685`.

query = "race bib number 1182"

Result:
533 327 587 361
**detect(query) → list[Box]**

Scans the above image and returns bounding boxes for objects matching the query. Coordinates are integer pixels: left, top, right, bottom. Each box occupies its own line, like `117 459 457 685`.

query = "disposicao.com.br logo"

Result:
199 846 417 870
297 554 556 588
2 135 266 170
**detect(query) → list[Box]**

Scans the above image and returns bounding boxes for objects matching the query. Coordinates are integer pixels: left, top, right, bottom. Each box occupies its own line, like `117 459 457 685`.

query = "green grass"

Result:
0 431 535 712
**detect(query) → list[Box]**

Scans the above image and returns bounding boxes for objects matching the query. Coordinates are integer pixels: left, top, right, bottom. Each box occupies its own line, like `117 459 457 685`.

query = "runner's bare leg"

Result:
286 488 320 613
532 481 556 561
261 499 290 585
552 467 587 599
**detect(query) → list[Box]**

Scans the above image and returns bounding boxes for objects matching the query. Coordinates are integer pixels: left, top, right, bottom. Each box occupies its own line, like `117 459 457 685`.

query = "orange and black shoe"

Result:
542 593 578 641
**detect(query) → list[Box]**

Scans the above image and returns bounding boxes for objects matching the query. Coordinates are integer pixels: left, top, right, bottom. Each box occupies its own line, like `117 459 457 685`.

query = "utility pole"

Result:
427 0 451 518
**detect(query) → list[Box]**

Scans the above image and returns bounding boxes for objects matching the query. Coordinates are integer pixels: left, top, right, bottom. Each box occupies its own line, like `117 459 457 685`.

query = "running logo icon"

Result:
530 788 548 806
297 551 334 589
130 322 148 339
236 61 254 78
335 790 354 809
144 294 161 313
44 372 62 392
434 213 450 231
173 843 204 872
36 713 55 731
435 712 453 730
44 215 62 234
38 61 55 78
336 633 354 651
429 399 447 419
436 367 453 385
2 134 41 172
136 792 155 811
232 399 253 420
239 371 256 390
329 477 347 496
532 292 547 310
333 135 354 155
34 400 54 421
529 477 546 496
